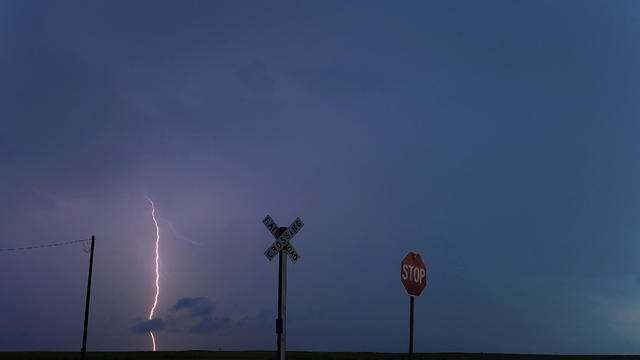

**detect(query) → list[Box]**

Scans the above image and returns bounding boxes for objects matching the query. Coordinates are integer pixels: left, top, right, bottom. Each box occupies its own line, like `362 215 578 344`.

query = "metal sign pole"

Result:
275 225 288 360
409 295 414 359
277 248 288 360
81 235 95 360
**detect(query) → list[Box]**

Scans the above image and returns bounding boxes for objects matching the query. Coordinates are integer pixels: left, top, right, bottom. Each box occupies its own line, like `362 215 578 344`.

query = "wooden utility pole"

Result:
81 235 95 360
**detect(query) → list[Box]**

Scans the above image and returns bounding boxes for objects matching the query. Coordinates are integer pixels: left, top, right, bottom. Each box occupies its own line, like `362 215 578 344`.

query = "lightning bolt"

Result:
146 196 160 351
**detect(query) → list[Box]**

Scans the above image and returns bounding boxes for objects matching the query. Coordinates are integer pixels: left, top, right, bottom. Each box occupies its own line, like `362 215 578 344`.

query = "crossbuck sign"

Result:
263 215 304 263
263 214 305 360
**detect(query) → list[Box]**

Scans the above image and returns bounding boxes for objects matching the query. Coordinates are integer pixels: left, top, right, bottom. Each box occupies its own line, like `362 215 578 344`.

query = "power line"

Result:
0 239 90 252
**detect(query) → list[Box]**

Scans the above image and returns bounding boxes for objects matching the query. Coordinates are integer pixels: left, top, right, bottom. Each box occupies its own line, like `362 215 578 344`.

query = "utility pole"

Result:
81 235 95 360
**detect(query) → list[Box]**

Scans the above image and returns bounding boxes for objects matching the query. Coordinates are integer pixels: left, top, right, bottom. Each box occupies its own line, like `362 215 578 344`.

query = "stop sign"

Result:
401 252 427 296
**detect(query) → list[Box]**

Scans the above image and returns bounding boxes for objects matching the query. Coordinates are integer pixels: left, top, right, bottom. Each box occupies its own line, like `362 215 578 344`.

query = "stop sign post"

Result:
401 252 427 358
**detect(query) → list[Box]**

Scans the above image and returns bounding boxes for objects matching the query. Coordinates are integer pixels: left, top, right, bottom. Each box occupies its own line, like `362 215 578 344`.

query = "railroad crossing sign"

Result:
262 214 305 360
263 215 303 263
401 251 427 296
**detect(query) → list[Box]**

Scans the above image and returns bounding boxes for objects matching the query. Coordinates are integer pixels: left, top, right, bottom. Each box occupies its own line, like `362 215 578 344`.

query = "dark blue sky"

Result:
1 0 640 354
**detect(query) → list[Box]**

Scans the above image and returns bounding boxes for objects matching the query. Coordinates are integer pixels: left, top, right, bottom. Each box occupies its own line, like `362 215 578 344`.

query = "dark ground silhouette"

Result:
2 352 640 360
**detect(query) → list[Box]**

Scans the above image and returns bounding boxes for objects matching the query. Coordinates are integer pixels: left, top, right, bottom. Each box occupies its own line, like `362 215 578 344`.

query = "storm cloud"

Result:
131 318 165 333
172 297 215 318
166 297 273 335
2 0 640 354
171 297 230 334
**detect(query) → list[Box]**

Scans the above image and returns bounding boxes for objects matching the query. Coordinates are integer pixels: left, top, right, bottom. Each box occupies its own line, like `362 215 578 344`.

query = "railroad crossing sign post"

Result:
263 215 304 360
401 252 427 359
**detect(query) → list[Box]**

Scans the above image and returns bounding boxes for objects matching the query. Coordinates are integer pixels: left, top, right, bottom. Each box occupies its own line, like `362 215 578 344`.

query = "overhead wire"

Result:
0 239 91 252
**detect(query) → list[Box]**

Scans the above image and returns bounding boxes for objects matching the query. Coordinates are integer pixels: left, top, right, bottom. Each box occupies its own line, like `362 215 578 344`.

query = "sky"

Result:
1 0 640 354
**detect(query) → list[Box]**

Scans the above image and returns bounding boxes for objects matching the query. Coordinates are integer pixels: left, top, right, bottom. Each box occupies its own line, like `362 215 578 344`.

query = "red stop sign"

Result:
401 252 427 296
